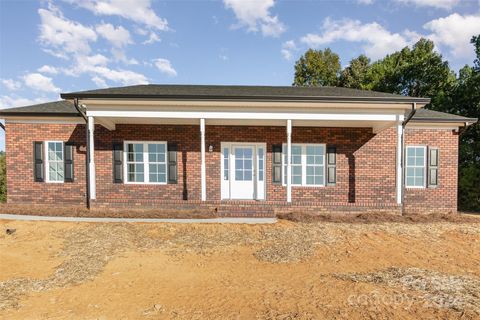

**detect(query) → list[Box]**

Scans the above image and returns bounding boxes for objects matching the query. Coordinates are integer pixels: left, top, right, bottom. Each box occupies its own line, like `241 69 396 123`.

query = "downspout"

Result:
74 98 90 209
0 122 5 131
400 103 417 214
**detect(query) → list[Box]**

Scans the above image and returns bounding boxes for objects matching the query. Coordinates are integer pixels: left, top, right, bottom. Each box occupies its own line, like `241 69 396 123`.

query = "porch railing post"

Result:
88 116 96 200
200 118 206 201
287 119 292 203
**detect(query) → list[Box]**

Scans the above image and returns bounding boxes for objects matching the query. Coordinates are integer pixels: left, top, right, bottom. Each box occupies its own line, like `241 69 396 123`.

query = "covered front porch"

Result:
80 98 412 212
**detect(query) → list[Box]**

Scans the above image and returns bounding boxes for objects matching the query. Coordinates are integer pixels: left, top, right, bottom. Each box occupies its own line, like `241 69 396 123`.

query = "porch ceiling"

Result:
96 116 396 132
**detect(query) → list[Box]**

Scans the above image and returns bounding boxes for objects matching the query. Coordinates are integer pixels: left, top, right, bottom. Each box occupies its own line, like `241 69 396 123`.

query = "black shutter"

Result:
64 143 74 182
167 143 178 184
113 143 123 183
272 144 282 184
33 141 44 182
327 146 337 185
428 147 439 187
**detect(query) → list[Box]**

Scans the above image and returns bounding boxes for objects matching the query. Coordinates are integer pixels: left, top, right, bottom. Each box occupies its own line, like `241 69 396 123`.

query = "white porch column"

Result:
286 119 292 203
88 116 96 200
200 118 206 201
396 119 403 204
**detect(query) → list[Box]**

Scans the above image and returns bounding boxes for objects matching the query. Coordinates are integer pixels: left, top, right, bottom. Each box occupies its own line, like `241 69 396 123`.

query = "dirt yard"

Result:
1 216 479 319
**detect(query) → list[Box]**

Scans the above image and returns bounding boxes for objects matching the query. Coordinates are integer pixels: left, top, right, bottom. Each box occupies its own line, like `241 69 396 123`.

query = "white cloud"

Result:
395 0 460 10
23 73 61 93
91 76 108 87
143 32 161 45
281 40 298 61
223 0 285 37
424 13 480 59
111 48 139 65
1 79 22 91
38 4 97 56
65 54 147 85
153 58 177 76
300 18 417 60
67 0 169 31
91 67 148 85
72 53 110 74
0 96 51 110
38 65 59 74
96 23 132 47
33 3 149 89
357 0 374 4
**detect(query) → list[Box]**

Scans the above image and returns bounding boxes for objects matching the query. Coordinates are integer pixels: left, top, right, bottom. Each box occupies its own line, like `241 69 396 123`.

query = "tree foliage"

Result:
293 36 480 211
339 55 371 89
293 48 340 86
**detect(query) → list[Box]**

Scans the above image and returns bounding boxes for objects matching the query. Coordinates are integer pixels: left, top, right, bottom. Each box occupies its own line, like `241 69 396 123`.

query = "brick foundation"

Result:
5 122 459 216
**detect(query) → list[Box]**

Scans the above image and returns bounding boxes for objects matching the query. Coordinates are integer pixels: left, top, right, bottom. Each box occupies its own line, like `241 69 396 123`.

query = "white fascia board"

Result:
81 99 425 110
86 110 398 122
6 117 84 124
406 122 464 130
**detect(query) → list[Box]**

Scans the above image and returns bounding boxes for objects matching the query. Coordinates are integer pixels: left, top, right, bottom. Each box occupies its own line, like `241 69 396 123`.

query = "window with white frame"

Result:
46 141 64 182
406 146 426 188
282 144 326 186
125 142 167 184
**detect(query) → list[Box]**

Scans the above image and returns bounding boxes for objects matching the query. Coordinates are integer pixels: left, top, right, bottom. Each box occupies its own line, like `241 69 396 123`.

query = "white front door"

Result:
221 143 266 200
231 145 255 199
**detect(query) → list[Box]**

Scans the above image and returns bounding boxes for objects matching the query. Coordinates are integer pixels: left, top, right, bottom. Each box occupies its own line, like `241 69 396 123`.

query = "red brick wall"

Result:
4 123 459 213
205 126 396 204
5 122 87 206
403 128 459 214
94 124 201 205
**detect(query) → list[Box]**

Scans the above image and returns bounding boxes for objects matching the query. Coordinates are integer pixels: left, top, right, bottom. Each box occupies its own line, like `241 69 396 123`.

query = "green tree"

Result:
339 55 371 89
293 48 341 86
0 153 6 202
366 39 456 110
451 36 480 211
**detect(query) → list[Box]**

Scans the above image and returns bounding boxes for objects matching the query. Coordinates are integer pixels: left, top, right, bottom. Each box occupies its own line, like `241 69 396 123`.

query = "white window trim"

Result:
405 145 427 189
45 141 65 183
123 141 168 185
282 143 326 187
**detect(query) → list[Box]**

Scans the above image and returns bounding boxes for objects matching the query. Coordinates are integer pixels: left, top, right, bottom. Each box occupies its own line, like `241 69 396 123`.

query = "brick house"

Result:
0 85 477 217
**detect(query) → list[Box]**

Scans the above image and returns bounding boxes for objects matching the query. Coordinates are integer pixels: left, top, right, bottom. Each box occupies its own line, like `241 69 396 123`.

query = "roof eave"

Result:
410 118 478 125
0 112 80 117
60 92 431 104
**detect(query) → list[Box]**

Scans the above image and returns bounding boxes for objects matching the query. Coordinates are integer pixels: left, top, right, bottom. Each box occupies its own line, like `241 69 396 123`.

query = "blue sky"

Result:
0 0 479 151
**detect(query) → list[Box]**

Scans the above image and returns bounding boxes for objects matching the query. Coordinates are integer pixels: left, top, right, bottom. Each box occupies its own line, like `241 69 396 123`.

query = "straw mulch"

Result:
1 220 479 312
336 267 480 316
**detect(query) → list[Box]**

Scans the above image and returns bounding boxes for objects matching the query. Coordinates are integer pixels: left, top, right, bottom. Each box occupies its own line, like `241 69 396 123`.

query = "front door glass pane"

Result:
235 147 253 181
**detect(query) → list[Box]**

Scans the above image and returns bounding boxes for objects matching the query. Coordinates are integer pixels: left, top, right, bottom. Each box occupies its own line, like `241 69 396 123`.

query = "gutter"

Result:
0 112 79 117
410 117 478 123
74 98 90 209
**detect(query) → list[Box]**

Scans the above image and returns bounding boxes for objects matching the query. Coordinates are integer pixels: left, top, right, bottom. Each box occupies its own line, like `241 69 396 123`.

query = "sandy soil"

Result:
0 218 479 319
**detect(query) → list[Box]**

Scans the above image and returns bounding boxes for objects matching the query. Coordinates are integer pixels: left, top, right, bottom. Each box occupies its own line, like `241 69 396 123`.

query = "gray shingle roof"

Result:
60 84 430 103
0 100 79 117
409 109 477 123
0 98 475 124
